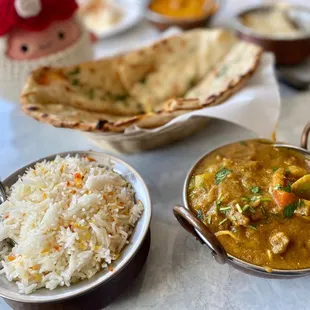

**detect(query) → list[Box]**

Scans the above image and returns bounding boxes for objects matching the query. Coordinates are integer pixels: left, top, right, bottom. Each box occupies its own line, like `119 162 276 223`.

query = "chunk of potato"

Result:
287 166 308 179
194 174 207 188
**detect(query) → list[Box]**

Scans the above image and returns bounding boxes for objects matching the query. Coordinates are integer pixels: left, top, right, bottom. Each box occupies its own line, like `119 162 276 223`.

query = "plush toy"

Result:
0 0 93 103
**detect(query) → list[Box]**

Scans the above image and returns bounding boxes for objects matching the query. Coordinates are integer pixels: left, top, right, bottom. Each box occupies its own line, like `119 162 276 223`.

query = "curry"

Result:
149 0 216 19
188 140 310 270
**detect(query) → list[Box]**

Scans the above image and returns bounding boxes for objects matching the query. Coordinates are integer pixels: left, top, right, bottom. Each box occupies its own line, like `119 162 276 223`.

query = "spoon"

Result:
276 69 310 91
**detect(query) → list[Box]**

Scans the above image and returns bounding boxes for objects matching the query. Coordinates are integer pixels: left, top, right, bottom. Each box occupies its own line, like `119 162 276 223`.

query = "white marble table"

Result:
1 1 310 309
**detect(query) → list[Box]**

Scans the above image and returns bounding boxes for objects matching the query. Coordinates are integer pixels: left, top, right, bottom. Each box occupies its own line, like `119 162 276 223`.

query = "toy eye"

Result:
58 31 65 40
20 44 28 53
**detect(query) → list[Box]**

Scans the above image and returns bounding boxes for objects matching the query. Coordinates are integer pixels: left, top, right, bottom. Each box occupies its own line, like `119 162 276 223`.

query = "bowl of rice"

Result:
0 151 151 303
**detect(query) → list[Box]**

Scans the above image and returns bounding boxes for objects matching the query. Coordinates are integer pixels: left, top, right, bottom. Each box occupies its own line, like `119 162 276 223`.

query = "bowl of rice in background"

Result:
0 151 151 304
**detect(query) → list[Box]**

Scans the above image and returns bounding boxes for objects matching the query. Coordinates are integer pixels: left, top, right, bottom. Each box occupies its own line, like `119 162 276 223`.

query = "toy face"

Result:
6 18 81 60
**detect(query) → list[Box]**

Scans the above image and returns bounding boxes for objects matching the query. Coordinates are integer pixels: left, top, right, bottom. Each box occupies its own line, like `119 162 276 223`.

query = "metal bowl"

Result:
174 123 310 278
0 151 152 303
145 0 218 31
234 5 310 65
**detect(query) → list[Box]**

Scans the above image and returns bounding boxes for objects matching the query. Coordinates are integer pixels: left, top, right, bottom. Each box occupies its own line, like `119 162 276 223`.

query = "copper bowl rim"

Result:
234 4 310 42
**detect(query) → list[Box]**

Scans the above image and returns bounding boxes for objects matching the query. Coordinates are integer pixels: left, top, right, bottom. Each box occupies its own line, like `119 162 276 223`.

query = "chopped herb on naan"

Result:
21 29 262 132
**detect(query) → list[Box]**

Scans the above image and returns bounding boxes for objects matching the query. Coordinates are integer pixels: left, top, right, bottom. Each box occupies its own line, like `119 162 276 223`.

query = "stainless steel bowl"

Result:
0 151 151 303
174 123 310 278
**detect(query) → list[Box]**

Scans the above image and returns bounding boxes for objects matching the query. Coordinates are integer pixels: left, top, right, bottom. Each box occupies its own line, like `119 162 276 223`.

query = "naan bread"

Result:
21 102 188 132
196 29 238 78
21 29 262 133
184 41 262 106
118 34 199 113
23 58 143 116
117 30 237 113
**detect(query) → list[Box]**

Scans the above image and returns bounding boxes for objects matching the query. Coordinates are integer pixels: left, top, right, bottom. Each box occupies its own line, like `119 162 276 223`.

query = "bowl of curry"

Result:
174 123 310 278
146 0 218 31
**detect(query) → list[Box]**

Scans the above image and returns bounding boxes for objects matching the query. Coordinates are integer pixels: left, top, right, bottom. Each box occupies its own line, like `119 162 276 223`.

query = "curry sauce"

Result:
188 140 310 270
149 0 215 18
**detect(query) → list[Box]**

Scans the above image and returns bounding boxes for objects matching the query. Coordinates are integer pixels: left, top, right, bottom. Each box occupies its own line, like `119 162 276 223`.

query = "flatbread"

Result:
23 58 143 116
196 29 237 78
117 29 237 113
21 102 188 133
21 29 262 133
184 41 263 106
118 31 200 112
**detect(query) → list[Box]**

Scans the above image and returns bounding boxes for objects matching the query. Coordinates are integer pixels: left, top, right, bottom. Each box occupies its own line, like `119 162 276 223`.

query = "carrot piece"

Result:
74 172 82 179
272 190 297 210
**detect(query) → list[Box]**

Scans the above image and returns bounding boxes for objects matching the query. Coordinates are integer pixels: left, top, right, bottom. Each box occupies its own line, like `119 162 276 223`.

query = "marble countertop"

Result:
0 1 310 309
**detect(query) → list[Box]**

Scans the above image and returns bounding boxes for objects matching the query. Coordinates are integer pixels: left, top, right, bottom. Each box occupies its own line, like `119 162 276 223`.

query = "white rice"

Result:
0 155 143 294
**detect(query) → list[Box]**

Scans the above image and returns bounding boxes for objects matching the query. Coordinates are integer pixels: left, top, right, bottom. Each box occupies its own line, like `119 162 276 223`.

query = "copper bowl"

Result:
234 5 310 65
145 0 218 31
174 123 310 278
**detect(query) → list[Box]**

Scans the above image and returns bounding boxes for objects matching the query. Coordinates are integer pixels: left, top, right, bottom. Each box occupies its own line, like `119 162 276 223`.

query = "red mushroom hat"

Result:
0 0 78 36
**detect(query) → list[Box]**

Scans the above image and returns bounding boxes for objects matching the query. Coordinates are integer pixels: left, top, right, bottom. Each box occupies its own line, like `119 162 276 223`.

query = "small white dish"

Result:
80 0 144 39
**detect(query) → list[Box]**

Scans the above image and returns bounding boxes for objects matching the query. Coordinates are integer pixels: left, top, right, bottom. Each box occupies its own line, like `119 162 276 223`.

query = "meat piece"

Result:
269 232 290 255
227 206 250 227
250 208 265 221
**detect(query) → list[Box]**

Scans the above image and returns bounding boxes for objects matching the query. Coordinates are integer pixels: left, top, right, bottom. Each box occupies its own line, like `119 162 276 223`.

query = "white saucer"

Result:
81 0 144 39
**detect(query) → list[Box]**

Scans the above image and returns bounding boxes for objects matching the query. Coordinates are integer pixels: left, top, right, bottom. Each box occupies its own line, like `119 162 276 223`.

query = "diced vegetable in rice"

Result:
0 155 143 294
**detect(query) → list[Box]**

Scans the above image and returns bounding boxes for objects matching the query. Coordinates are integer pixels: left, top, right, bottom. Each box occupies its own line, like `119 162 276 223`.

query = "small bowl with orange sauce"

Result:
146 0 219 31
